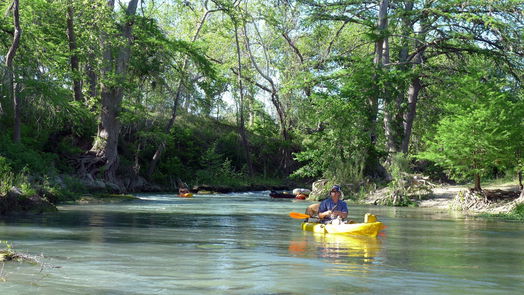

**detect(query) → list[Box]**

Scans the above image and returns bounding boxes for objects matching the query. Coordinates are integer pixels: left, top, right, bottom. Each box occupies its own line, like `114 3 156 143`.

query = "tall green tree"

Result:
419 68 523 191
298 0 524 180
146 2 222 179
5 0 21 143
87 0 139 184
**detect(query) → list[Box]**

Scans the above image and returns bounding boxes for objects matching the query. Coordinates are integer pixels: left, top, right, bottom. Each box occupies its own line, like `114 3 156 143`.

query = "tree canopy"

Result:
0 0 522 194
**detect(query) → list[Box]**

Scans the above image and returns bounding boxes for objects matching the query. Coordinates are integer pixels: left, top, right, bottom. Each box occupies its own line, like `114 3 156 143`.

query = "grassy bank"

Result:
479 204 524 221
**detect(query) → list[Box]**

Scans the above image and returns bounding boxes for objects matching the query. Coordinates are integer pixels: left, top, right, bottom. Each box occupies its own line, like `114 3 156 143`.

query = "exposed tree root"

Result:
452 189 521 212
0 249 41 264
1 249 61 282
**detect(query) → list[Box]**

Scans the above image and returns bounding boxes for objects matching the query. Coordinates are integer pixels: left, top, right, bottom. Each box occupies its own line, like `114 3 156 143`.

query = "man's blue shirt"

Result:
319 197 348 220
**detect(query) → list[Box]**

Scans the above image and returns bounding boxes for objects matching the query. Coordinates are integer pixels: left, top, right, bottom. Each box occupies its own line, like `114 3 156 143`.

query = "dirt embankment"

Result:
423 184 522 213
417 185 466 209
366 183 523 214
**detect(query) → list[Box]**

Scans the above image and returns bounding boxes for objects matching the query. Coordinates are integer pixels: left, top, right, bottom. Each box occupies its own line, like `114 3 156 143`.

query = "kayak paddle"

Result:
289 212 310 219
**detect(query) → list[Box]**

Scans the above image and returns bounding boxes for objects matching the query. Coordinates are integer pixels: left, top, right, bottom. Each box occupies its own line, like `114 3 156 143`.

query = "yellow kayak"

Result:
179 193 193 198
301 213 385 237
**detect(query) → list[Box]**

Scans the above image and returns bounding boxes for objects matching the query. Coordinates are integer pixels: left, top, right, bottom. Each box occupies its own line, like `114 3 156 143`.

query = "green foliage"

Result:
418 69 523 185
60 175 87 194
0 159 35 196
292 61 376 184
195 143 246 186
384 153 433 206
18 177 37 196
514 203 524 216
1 0 523 200
481 203 524 221
0 135 57 175
0 157 15 195
0 240 13 252
130 15 216 81
388 153 411 194
0 240 15 262
144 112 291 187
56 136 83 157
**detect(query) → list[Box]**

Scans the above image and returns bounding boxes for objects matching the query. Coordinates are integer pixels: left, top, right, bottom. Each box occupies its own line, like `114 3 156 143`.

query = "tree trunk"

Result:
366 0 389 177
518 170 522 190
146 84 182 179
147 9 215 179
244 22 291 173
395 1 415 154
85 52 98 99
383 103 398 155
66 1 83 102
398 1 414 65
12 79 21 144
380 1 397 161
6 0 22 143
400 3 428 154
373 0 389 66
273 94 292 173
90 88 123 180
234 21 254 176
401 76 421 153
88 0 139 182
371 0 389 146
474 173 482 191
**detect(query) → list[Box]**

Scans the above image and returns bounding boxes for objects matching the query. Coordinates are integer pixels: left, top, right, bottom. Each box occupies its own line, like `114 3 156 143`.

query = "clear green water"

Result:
1 191 523 294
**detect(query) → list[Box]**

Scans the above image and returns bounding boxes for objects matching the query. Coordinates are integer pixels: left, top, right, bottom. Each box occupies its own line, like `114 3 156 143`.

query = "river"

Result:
1 191 523 294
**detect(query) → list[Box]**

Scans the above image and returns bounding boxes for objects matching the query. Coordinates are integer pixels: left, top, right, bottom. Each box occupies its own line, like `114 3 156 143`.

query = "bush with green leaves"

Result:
194 143 246 187
387 153 412 205
0 157 14 195
0 158 36 196
0 135 57 176
481 203 524 221
418 70 523 190
292 64 374 185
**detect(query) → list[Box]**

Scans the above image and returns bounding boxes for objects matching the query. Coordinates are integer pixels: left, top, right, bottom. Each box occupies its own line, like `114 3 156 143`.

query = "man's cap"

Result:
331 185 341 192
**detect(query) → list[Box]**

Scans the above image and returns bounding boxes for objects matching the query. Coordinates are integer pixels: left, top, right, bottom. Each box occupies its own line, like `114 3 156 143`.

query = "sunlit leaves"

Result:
418 65 523 182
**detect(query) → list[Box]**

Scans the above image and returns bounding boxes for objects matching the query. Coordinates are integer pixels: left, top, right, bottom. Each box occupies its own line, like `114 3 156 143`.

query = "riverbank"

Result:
0 187 57 215
0 176 299 215
364 182 523 215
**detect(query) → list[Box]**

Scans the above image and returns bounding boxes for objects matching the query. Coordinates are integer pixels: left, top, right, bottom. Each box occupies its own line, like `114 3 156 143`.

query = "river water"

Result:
1 191 523 294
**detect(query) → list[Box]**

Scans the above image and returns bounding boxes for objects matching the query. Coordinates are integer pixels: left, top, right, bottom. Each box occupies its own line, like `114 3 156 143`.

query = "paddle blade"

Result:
289 212 310 219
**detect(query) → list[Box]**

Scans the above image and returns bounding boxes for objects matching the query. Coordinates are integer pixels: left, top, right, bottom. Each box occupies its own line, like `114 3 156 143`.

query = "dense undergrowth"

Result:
0 113 298 204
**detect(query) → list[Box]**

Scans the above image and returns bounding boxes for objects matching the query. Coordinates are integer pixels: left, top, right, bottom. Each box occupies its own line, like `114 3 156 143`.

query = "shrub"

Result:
0 135 57 175
379 154 433 206
0 157 15 195
513 203 524 217
194 144 246 187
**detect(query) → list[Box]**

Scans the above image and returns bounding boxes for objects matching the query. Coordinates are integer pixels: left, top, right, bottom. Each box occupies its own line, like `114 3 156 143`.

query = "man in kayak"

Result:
318 185 348 223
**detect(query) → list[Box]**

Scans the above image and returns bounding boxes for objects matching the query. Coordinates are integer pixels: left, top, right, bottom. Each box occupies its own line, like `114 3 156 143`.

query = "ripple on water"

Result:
1 193 524 294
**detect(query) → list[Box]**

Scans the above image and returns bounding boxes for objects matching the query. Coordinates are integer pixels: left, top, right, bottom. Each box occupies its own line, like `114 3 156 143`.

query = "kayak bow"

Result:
301 213 385 237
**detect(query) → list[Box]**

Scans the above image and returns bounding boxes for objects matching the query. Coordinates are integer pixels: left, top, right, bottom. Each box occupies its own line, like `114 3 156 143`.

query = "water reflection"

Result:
315 234 380 260
2 194 524 294
288 232 382 274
